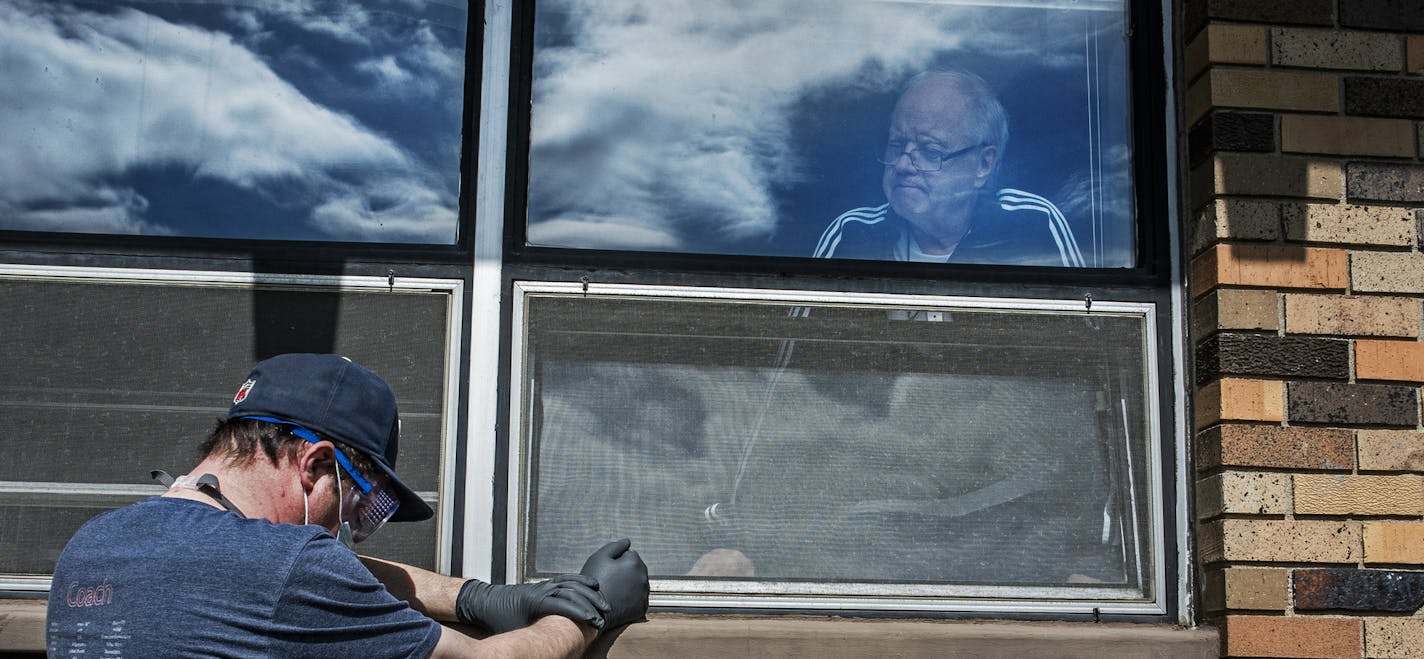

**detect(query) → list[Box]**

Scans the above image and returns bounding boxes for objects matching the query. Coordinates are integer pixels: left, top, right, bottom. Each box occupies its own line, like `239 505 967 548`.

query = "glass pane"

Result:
520 290 1156 601
0 0 467 244
0 275 451 573
527 0 1135 267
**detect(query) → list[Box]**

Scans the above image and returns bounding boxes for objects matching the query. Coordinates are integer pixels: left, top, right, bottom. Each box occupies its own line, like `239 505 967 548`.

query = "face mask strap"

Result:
335 463 356 549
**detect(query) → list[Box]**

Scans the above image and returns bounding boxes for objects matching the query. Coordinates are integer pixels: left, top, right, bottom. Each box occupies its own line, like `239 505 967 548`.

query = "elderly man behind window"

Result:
815 69 1084 267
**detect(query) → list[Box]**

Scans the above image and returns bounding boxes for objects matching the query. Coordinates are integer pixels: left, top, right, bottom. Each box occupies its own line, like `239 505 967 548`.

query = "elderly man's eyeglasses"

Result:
878 140 986 172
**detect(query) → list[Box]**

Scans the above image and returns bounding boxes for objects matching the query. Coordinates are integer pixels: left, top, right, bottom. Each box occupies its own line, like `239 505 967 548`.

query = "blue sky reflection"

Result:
527 0 1136 267
0 0 466 243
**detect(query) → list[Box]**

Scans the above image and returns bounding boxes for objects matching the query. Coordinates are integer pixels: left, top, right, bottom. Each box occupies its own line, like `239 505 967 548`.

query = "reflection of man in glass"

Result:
814 70 1084 266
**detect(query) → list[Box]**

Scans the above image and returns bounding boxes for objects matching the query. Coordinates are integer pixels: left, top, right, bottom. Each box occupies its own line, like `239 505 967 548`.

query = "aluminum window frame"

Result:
0 263 465 592
470 0 1188 623
505 280 1166 615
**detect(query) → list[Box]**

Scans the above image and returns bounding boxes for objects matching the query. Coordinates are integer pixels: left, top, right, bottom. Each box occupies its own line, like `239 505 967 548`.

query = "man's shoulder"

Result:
48 499 334 657
75 497 315 541
814 203 899 259
58 497 326 578
958 188 1084 267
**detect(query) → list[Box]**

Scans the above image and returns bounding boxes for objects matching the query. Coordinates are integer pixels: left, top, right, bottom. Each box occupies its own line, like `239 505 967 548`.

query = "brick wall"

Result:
1186 0 1424 657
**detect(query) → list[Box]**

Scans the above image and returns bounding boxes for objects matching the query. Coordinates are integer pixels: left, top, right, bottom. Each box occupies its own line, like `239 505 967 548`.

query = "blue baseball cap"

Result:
226 353 433 523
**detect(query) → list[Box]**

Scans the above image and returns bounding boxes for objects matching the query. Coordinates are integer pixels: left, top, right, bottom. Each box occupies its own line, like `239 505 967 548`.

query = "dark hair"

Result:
201 417 380 492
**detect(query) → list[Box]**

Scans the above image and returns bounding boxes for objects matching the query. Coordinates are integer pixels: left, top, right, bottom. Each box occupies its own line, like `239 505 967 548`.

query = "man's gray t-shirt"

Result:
47 497 441 658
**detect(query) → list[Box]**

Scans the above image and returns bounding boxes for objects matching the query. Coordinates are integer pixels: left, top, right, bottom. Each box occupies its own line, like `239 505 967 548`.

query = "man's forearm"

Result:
360 555 464 622
430 616 595 659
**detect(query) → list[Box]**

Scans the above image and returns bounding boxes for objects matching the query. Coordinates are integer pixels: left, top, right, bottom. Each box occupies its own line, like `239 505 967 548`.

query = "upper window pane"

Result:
526 0 1135 267
0 0 467 244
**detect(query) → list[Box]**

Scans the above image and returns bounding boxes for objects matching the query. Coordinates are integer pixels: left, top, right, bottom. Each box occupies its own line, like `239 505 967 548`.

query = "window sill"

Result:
594 614 1218 658
5 599 1220 657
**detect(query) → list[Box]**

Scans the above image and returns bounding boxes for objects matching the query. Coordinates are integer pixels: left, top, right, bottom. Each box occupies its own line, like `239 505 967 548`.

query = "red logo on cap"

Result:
234 379 255 404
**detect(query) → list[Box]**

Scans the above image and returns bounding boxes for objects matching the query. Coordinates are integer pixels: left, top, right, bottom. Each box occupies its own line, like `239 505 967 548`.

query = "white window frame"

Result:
505 281 1165 614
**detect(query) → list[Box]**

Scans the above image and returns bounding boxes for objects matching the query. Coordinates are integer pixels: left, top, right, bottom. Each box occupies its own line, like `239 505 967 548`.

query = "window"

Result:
0 0 475 592
0 267 464 590
509 283 1163 612
0 0 467 243
522 0 1136 267
482 0 1182 618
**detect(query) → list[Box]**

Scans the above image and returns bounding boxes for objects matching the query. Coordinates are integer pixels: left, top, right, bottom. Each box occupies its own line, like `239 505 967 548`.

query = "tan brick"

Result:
1186 24 1269 81
1409 35 1424 75
1193 244 1348 296
1285 294 1420 337
1221 615 1361 658
1272 28 1403 71
1185 32 1208 83
1358 429 1424 472
1281 114 1416 157
1284 202 1416 247
1184 76 1214 127
1200 519 1361 564
1192 296 1220 342
1219 288 1283 329
1193 153 1344 201
1365 617 1424 659
1208 68 1340 113
1294 474 1424 516
1198 471 1291 518
1193 198 1280 252
1363 521 1424 564
1353 252 1424 294
1202 567 1289 612
1356 340 1424 382
1225 568 1289 612
1197 424 1355 471
1197 379 1285 428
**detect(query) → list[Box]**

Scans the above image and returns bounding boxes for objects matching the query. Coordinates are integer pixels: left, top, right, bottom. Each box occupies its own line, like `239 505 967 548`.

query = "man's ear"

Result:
297 441 336 492
973 145 999 188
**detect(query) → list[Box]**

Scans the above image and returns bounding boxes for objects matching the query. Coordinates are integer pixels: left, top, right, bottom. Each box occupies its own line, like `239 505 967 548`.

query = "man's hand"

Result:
455 574 610 634
579 539 649 629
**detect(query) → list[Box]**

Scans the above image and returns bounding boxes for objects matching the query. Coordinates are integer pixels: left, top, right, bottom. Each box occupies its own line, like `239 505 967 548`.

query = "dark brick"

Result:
1348 163 1424 204
1294 569 1424 613
1189 112 1276 166
1288 381 1419 427
1185 0 1335 36
1344 77 1424 119
1196 333 1348 387
1340 0 1424 32
1418 210 1424 253
1195 424 1354 471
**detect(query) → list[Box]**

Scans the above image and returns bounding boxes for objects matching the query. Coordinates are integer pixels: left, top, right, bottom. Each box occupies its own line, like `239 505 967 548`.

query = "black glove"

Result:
455 574 610 634
579 539 649 629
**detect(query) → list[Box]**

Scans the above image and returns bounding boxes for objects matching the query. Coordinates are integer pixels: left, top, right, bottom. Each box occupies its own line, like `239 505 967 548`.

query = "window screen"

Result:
0 273 454 581
513 284 1159 608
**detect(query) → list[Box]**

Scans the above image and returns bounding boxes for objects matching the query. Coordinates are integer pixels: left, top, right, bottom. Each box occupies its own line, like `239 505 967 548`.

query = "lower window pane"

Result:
0 272 454 580
517 284 1159 607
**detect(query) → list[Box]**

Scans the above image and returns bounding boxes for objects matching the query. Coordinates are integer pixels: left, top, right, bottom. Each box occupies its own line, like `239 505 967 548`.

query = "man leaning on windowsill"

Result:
45 353 648 658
